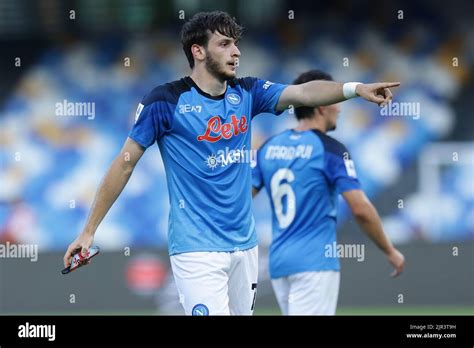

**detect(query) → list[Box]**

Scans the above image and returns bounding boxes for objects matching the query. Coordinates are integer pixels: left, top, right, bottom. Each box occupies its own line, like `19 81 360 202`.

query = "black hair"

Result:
181 11 243 68
293 70 334 120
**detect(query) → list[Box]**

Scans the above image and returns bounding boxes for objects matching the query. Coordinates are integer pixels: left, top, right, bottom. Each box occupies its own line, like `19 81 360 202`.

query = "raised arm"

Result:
342 189 405 277
276 81 400 111
63 137 145 267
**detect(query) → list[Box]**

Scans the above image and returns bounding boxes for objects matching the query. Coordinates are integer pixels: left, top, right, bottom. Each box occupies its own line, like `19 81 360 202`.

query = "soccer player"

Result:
252 69 405 315
63 11 400 315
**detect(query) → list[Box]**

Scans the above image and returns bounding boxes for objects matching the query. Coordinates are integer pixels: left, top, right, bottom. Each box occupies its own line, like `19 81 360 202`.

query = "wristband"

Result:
343 82 362 99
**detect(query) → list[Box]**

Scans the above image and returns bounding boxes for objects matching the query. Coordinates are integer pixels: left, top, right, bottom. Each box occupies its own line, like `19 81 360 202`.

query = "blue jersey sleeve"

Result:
128 86 174 149
324 142 361 194
242 77 287 117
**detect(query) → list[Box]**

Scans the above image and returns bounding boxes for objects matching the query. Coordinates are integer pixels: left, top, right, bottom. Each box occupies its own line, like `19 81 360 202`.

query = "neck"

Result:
294 117 327 133
190 66 227 96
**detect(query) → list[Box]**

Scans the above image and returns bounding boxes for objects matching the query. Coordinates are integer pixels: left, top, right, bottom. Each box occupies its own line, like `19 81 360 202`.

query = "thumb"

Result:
81 246 89 258
368 94 385 104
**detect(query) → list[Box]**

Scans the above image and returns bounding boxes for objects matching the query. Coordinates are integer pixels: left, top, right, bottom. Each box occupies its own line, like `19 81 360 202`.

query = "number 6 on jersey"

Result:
270 168 296 229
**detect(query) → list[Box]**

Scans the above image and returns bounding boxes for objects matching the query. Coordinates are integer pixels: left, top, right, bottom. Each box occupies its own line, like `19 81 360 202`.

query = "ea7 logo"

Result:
179 104 202 114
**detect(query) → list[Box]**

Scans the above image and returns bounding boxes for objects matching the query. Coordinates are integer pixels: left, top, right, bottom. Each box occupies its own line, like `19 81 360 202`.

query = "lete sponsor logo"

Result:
197 115 248 143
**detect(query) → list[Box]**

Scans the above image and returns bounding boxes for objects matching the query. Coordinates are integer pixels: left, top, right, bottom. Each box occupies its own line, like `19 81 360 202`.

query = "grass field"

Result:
255 306 474 316
4 306 473 316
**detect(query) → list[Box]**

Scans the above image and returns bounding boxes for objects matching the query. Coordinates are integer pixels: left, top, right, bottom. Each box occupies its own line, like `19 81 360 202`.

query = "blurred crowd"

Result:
1 9 473 250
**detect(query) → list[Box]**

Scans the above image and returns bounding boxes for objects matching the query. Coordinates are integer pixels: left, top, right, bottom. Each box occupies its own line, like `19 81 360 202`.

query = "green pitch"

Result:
3 306 473 316
254 306 474 316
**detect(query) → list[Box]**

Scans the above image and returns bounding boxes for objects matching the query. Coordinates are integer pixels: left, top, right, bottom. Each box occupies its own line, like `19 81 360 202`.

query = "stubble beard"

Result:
205 53 235 82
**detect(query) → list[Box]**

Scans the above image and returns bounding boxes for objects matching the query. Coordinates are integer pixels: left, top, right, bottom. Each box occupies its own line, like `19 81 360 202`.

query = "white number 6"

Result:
270 169 296 229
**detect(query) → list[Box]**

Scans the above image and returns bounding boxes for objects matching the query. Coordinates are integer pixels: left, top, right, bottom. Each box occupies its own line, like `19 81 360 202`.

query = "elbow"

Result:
123 164 134 176
123 159 137 176
116 156 135 176
351 204 371 224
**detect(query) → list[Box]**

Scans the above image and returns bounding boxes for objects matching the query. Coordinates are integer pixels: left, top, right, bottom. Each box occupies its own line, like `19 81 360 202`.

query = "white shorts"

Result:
271 271 340 315
170 246 258 315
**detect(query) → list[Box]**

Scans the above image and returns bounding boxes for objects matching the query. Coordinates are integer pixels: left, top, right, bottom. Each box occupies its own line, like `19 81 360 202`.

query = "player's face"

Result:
204 31 240 81
326 103 341 131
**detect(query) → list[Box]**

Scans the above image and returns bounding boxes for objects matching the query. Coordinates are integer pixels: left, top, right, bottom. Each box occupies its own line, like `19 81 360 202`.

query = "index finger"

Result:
379 82 401 89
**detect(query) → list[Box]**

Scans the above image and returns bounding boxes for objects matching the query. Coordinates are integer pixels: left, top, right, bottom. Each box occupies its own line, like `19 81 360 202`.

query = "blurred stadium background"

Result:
0 0 473 315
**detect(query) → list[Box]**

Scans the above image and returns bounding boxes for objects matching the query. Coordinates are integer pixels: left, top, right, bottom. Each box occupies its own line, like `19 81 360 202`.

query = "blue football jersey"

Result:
129 76 287 255
252 129 361 278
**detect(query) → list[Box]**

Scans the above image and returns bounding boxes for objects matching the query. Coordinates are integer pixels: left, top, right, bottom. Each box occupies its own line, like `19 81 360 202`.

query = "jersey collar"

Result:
183 76 227 100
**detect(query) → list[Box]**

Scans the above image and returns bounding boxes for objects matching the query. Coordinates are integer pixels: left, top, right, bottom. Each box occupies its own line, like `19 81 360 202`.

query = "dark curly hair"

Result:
181 11 243 68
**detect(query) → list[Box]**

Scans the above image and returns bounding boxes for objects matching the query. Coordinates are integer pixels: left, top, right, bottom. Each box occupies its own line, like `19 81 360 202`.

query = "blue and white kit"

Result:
252 129 361 314
129 76 287 315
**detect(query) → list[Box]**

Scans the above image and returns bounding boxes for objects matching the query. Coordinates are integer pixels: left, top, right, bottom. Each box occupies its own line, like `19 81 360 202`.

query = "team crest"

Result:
226 93 241 105
192 304 209 316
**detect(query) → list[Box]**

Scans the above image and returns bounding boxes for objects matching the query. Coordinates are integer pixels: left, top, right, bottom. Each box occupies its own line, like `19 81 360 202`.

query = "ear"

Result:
191 44 206 64
316 106 325 116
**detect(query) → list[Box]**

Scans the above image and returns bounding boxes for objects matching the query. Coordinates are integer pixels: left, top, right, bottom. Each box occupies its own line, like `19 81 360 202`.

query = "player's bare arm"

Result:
63 137 145 267
276 81 400 111
342 189 405 277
